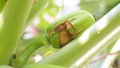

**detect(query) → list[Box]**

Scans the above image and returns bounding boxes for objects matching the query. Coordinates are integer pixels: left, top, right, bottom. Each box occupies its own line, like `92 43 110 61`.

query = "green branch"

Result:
15 33 48 68
100 38 120 68
27 0 48 23
75 27 120 67
0 0 33 64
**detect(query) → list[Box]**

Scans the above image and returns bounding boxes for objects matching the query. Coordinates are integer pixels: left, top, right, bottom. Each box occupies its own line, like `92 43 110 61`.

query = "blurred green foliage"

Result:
0 0 119 67
38 0 60 31
80 0 120 20
16 0 60 54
